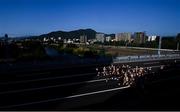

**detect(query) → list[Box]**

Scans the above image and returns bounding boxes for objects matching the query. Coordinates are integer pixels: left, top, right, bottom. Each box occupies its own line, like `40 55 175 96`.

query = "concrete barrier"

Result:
113 54 180 63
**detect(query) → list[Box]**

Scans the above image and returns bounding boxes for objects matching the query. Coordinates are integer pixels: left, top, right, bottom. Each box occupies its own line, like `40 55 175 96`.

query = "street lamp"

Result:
158 36 161 56
4 34 9 60
177 42 179 51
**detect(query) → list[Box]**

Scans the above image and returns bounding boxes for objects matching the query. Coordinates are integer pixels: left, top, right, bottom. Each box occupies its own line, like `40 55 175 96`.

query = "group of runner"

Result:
96 64 152 87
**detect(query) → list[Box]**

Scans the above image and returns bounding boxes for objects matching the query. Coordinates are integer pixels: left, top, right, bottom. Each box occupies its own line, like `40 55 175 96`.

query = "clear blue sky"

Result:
0 0 180 37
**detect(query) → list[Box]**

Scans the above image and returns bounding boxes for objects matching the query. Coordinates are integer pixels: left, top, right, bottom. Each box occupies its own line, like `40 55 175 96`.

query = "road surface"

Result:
0 58 180 110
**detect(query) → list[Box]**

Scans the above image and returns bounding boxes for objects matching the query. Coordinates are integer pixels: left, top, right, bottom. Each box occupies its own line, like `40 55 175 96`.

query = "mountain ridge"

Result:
35 28 115 40
39 28 97 39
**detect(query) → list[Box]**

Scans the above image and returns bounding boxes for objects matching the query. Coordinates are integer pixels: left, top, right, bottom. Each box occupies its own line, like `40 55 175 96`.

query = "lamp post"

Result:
177 42 179 51
158 36 161 57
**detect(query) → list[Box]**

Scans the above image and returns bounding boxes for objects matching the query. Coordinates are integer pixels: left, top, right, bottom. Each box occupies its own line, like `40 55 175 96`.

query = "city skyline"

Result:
0 0 180 37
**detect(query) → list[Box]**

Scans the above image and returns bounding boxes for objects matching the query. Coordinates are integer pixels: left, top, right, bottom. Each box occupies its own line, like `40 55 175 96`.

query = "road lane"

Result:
0 72 95 85
0 85 130 109
0 79 121 107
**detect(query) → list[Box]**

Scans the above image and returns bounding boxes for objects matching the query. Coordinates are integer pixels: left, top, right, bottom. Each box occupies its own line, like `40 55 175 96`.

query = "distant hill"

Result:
39 29 97 40
21 29 115 40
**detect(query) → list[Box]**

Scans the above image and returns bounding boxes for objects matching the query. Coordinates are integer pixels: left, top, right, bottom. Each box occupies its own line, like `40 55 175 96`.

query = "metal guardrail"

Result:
113 54 180 63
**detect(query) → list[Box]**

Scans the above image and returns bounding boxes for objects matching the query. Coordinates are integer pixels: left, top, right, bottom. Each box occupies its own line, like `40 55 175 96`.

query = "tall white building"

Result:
96 33 105 43
115 32 131 42
80 35 87 43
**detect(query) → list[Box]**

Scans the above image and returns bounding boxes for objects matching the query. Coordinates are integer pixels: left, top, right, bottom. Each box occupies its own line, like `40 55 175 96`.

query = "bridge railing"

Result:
113 54 180 63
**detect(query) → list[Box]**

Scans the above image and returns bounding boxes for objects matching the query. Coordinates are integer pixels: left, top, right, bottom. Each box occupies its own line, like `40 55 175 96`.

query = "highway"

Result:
0 58 180 110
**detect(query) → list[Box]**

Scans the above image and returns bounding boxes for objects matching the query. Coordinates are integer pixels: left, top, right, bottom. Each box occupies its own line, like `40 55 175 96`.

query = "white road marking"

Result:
143 62 159 65
17 72 51 76
0 85 130 108
0 72 95 85
150 65 165 68
0 79 106 95
65 85 130 98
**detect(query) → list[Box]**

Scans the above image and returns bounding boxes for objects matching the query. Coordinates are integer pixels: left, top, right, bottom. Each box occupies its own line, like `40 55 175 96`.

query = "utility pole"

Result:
158 36 161 56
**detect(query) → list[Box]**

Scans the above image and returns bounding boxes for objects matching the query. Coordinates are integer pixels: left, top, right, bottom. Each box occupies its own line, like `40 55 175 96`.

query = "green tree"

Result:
161 37 176 49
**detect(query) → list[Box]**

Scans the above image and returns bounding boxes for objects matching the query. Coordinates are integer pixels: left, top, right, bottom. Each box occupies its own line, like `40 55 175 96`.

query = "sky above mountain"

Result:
0 0 180 37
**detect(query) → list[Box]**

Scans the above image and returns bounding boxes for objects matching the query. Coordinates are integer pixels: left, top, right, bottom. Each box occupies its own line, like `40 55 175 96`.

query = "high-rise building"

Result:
80 35 87 43
96 33 105 43
134 32 147 44
115 32 131 42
